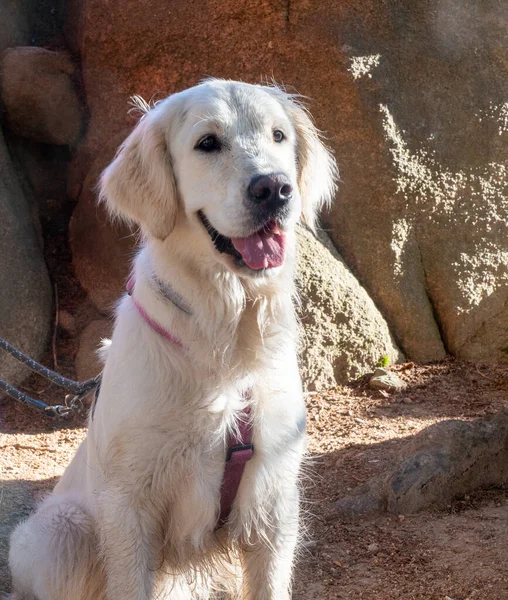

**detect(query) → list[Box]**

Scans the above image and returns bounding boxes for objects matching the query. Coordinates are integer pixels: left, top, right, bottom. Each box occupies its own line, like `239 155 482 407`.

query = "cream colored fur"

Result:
8 79 337 600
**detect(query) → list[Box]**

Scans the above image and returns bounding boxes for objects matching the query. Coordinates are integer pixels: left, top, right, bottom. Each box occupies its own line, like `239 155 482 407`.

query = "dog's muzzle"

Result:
198 210 287 271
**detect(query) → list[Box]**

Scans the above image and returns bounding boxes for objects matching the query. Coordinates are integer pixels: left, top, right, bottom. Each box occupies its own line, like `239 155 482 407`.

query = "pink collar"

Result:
126 278 184 349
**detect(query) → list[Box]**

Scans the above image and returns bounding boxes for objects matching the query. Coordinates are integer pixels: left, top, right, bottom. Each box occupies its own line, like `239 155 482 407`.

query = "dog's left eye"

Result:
273 129 285 143
196 134 221 152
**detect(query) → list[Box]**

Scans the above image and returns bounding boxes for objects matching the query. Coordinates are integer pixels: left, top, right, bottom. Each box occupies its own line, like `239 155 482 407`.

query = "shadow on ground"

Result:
0 477 58 593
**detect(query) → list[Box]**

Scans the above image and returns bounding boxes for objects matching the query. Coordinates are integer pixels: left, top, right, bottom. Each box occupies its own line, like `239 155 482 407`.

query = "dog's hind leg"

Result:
8 494 103 600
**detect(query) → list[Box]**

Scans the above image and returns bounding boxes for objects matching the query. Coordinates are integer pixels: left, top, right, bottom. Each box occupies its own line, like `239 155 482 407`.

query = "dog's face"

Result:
171 83 301 273
101 79 337 278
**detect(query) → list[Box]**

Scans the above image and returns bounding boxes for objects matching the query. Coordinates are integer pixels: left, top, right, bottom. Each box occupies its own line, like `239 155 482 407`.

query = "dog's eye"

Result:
196 134 221 152
273 129 285 143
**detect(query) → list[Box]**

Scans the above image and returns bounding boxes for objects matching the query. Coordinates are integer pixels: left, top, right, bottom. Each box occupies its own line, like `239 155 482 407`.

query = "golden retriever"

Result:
8 79 337 600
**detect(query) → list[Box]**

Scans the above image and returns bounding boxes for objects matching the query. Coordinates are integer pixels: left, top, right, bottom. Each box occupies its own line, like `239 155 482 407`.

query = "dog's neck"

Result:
130 232 298 378
150 273 193 315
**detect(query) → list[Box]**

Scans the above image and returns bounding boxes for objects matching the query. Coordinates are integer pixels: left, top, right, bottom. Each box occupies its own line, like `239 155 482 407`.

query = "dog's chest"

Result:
154 389 303 554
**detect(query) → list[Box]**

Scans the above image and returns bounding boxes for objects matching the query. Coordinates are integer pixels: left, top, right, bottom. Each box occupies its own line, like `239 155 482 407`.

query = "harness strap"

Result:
218 402 254 526
127 277 254 527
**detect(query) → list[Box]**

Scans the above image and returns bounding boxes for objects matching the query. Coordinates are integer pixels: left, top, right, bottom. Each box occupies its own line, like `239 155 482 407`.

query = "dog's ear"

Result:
270 88 338 231
100 106 178 240
289 102 338 231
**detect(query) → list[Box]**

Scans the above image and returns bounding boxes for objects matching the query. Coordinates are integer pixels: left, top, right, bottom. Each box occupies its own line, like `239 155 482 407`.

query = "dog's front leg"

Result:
240 487 299 600
99 492 158 600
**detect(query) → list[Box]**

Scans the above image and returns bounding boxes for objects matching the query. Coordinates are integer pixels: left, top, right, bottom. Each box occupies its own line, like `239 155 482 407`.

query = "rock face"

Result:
328 3 508 365
0 47 84 146
69 136 135 313
0 128 52 389
70 196 133 313
296 227 401 390
0 3 60 393
0 0 35 52
66 0 507 365
75 318 113 381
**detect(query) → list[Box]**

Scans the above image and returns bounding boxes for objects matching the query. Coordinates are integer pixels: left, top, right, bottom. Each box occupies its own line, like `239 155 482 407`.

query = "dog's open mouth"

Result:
198 211 286 270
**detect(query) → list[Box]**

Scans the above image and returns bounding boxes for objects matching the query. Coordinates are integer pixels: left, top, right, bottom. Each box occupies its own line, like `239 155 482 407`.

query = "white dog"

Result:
8 79 337 600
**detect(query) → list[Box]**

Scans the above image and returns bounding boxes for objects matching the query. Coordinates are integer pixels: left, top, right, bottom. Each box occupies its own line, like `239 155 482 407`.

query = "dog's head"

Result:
101 79 337 278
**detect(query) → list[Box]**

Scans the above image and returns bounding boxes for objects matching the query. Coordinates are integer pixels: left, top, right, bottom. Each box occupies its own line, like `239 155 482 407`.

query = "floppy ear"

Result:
99 105 178 240
289 102 338 231
269 88 338 231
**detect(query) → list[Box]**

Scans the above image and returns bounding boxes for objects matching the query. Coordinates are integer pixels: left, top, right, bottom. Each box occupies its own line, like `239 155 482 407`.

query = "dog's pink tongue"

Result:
231 225 286 270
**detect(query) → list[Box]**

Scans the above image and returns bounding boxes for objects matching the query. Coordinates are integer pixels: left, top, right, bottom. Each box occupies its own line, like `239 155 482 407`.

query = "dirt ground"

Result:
1 360 508 598
294 360 508 600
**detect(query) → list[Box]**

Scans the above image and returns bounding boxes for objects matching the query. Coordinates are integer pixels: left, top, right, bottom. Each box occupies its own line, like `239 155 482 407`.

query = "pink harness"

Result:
126 278 254 526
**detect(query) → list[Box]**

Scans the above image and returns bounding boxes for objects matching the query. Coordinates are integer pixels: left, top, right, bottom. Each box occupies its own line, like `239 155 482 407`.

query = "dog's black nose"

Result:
248 173 293 206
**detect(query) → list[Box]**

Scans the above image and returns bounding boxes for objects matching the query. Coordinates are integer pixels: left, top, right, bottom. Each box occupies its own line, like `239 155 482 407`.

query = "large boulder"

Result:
0 0 36 52
69 135 134 313
75 318 113 381
331 411 508 520
65 0 507 365
0 47 84 146
326 2 508 364
70 192 133 314
296 226 401 389
0 128 52 389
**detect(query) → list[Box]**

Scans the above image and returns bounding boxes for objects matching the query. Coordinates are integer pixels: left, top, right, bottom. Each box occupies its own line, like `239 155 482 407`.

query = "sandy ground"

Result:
1 360 508 598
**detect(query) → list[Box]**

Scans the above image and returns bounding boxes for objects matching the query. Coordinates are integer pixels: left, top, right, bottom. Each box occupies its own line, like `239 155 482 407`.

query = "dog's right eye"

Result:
196 135 221 153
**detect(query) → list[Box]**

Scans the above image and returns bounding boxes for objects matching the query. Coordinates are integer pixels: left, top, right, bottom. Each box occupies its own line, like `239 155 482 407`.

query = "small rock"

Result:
58 310 76 334
332 558 347 569
369 368 407 392
0 47 84 145
367 543 379 554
